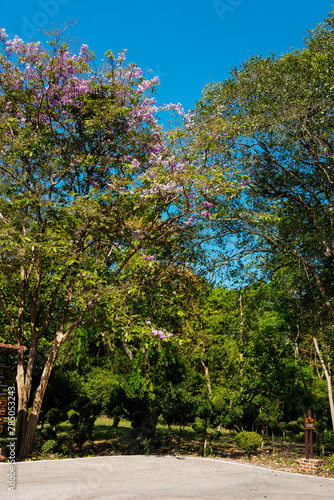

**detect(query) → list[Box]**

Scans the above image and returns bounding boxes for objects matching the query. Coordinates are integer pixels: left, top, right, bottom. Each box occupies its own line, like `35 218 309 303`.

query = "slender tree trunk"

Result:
201 348 212 398
294 334 310 397
239 291 244 377
18 336 62 460
313 336 334 430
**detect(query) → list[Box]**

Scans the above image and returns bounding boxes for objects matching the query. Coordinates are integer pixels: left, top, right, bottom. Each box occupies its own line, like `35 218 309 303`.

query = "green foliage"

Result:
68 410 80 429
83 367 119 413
43 370 85 415
72 431 87 448
41 439 58 456
323 430 334 450
192 417 207 435
234 431 262 454
161 386 196 432
287 421 304 434
326 454 334 470
41 428 57 441
57 441 72 457
106 386 128 425
46 408 64 431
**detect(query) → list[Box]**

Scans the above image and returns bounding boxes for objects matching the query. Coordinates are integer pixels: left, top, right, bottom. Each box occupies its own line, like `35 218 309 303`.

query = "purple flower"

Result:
115 316 120 321
146 321 151 325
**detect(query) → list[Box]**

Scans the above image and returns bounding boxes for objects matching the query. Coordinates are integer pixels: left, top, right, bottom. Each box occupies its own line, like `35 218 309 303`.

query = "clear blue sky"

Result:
0 0 332 115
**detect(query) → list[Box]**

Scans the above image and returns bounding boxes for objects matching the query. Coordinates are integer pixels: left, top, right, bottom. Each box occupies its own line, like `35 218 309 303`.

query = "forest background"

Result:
0 8 334 462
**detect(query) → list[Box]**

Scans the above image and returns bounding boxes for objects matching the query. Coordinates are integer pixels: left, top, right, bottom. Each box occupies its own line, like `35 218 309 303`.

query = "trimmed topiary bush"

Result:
68 409 80 429
41 439 58 456
41 427 57 441
57 441 72 457
46 408 63 432
235 431 262 454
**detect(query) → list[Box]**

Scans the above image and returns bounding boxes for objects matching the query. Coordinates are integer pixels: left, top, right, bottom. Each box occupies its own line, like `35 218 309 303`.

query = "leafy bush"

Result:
41 439 58 456
326 454 334 470
106 386 128 426
235 431 262 454
192 417 207 435
67 410 80 429
130 410 159 440
287 421 303 434
161 386 195 432
84 367 119 413
323 430 334 450
67 400 102 444
41 427 57 441
46 408 63 431
72 395 90 412
72 430 87 448
43 370 84 415
57 441 72 457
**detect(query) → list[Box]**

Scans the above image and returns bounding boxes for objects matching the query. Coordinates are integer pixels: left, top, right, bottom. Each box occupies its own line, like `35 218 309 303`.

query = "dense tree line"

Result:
1 12 334 458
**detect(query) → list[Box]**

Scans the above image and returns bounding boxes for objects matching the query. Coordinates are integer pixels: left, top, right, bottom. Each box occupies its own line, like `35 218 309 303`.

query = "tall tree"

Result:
193 12 334 427
0 26 236 459
194 11 334 318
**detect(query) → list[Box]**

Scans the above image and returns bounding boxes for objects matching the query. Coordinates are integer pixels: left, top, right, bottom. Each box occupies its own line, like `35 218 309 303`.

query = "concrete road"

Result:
1 455 333 500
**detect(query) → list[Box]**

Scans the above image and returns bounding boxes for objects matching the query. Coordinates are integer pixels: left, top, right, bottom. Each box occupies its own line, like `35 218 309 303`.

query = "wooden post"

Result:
304 413 309 459
304 410 315 459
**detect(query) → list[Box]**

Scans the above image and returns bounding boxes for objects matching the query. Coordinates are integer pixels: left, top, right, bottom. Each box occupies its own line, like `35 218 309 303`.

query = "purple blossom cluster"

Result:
203 200 214 207
151 328 173 340
143 255 155 261
183 215 196 226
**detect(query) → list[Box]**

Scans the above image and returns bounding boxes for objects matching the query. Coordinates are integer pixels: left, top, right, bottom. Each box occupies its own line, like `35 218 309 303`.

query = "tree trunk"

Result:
313 336 334 430
201 351 212 398
294 335 310 397
18 336 62 460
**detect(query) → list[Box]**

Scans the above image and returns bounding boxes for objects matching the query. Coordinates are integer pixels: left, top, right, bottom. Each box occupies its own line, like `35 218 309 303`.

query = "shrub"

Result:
106 386 128 426
287 421 303 434
84 367 119 413
323 430 334 450
72 430 87 448
192 417 207 435
41 439 58 456
326 454 334 470
46 408 63 431
235 431 262 454
68 410 80 429
41 427 57 441
58 441 72 457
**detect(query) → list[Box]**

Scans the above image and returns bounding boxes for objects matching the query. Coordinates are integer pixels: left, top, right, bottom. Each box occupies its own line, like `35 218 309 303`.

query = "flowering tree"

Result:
0 26 236 459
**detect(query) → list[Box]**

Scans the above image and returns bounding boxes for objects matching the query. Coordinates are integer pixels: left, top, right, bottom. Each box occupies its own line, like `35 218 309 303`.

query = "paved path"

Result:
1 455 333 500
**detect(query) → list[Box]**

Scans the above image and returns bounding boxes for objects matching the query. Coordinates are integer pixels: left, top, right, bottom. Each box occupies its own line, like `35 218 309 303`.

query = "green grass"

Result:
0 417 331 471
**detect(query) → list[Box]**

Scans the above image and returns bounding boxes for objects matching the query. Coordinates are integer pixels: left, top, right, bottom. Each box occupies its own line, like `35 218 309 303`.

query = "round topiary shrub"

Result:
287 420 303 434
58 441 72 457
46 408 63 431
72 430 87 447
41 427 57 441
234 431 262 454
41 439 58 456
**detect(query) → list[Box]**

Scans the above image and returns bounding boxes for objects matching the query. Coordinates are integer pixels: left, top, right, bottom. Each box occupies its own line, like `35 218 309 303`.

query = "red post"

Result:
308 410 313 459
304 413 309 459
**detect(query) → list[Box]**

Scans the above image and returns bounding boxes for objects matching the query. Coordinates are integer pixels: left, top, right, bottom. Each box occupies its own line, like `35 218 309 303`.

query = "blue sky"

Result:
0 0 332 119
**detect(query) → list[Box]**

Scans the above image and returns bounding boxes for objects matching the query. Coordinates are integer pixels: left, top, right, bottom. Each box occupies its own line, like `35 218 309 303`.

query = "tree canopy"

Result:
0 25 236 458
